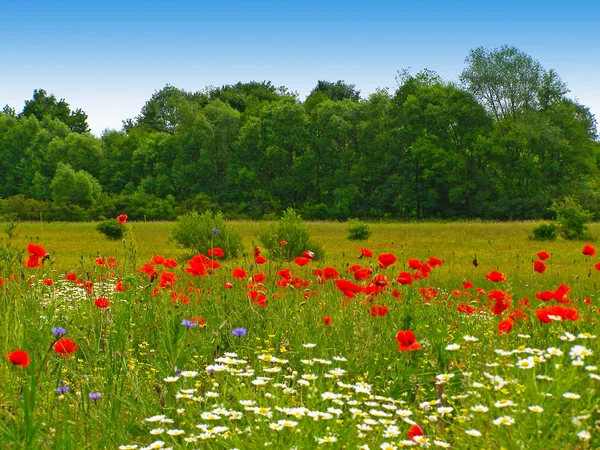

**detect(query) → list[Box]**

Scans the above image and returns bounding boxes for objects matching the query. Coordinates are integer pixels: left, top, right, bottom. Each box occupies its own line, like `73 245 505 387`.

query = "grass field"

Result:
1 221 599 449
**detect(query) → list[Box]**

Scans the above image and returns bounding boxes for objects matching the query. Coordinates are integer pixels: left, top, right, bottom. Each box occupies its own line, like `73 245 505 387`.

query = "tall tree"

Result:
20 89 90 133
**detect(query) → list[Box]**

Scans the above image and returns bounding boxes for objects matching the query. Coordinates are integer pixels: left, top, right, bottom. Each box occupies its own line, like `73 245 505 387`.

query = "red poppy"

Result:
232 268 247 279
407 424 424 441
116 279 126 292
302 250 315 260
279 240 287 246
65 273 77 281
583 244 595 256
158 271 177 288
252 273 266 283
498 317 514 334
28 243 47 258
94 298 110 308
164 259 178 268
536 305 579 323
370 305 389 317
278 269 293 280
408 258 422 270
396 272 413 285
322 316 332 326
207 248 225 258
486 271 506 282
378 253 397 269
536 251 550 260
139 263 158 277
457 303 475 314
354 269 371 281
43 279 53 286
7 350 30 367
334 279 363 297
396 330 422 351
360 247 373 258
294 257 311 267
224 282 233 289
489 290 511 315
323 267 339 280
116 214 127 225
254 255 267 264
184 256 207 277
462 281 474 289
427 256 442 267
533 260 546 274
191 316 205 326
249 290 267 307
54 338 78 357
25 254 43 268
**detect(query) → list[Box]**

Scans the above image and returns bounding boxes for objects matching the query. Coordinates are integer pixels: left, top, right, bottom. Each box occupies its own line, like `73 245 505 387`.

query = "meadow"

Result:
1 220 599 449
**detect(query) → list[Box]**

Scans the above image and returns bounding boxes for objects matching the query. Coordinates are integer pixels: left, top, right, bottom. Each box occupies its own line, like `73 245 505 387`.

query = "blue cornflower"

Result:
182 319 197 328
56 381 70 393
89 392 102 401
212 228 218 235
232 327 247 337
52 327 67 337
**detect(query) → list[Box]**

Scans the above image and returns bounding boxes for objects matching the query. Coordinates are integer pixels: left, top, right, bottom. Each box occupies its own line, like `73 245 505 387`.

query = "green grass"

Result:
1 221 599 449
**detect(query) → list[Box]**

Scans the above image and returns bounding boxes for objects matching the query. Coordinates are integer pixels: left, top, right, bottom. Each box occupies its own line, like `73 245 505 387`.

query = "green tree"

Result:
20 89 90 133
51 163 102 208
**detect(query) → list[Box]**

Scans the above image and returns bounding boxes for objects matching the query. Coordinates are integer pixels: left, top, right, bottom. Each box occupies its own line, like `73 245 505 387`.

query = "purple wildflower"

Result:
52 327 67 337
232 327 247 337
182 319 197 328
89 392 102 401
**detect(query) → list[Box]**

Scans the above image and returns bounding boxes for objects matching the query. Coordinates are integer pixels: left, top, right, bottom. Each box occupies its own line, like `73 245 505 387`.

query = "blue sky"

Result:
1 0 598 134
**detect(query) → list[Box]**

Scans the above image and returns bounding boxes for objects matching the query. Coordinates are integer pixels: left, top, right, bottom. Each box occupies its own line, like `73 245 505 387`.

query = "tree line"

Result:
1 45 598 222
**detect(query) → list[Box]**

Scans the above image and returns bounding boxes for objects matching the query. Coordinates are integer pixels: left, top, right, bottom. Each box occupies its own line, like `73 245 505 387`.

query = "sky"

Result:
1 0 599 135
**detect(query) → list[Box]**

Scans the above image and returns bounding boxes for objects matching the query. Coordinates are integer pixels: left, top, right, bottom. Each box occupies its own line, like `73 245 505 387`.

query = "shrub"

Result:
530 222 559 241
550 196 593 240
171 210 243 258
346 219 371 241
96 219 124 240
256 208 324 261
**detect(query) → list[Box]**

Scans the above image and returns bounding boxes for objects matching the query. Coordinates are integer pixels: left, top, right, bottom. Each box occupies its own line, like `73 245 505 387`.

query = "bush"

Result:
346 219 371 241
550 196 593 240
530 222 559 241
96 219 124 240
256 208 324 261
171 210 243 258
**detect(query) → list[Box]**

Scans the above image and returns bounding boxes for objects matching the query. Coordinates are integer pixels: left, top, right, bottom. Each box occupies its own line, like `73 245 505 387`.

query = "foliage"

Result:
550 196 593 240
171 210 242 258
346 219 371 241
96 219 124 240
530 222 559 241
256 208 324 260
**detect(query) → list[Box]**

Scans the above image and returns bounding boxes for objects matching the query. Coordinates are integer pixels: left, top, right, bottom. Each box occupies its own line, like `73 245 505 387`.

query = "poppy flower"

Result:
224 282 233 289
533 260 546 274
207 248 225 258
354 269 371 281
116 279 126 292
486 271 506 282
408 258 422 270
396 330 422 351
65 273 77 281
254 255 267 264
457 303 475 314
360 247 373 258
302 250 315 260
294 257 311 267
407 424 424 441
116 214 127 225
378 253 397 269
232 268 247 279
28 243 47 258
191 316 205 326
54 338 78 357
462 281 474 289
278 269 293 280
536 305 579 323
370 305 389 317
94 298 110 308
595 262 600 272
536 251 550 260
396 272 413 285
322 316 332 326
43 279 53 286
164 259 178 268
7 350 30 367
252 273 266 283
158 271 177 288
323 267 339 280
583 244 595 256
249 290 267 307
498 317 514 334
427 256 442 267
279 240 287 246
